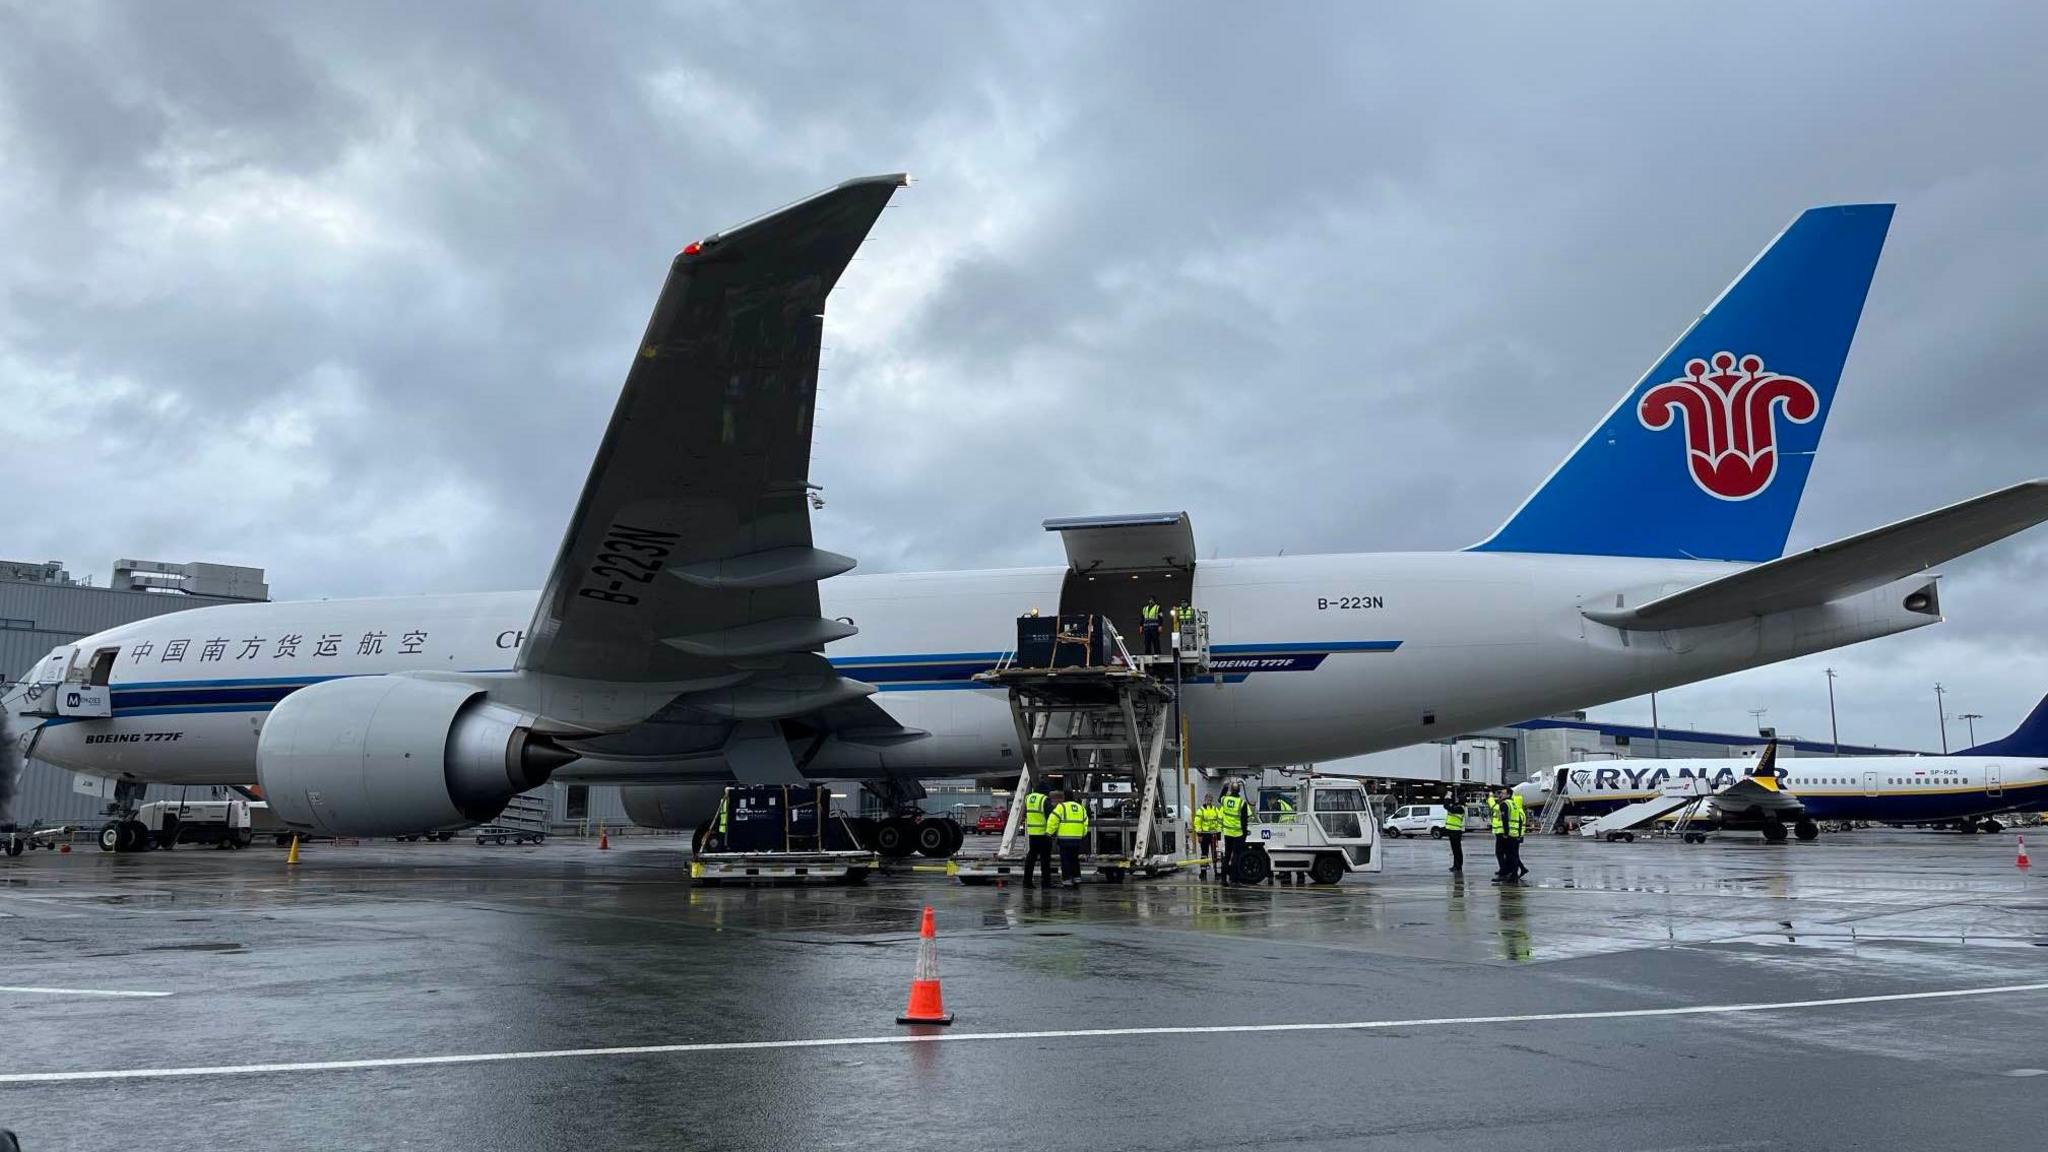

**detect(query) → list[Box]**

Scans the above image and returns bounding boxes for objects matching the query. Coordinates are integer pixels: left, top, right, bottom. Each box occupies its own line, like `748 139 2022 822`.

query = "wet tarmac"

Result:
4 829 2047 1150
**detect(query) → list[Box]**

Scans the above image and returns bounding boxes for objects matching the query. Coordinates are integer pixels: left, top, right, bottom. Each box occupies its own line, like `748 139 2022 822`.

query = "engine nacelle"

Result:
620 783 729 831
257 676 573 836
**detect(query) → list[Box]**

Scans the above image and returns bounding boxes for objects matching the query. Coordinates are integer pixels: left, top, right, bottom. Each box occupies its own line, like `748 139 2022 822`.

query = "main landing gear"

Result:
858 781 963 860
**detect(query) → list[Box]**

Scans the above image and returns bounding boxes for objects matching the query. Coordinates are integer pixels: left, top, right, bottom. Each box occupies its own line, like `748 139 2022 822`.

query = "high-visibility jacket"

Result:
1195 805 1220 834
1274 797 1296 823
1052 800 1089 840
1506 794 1528 838
1219 794 1247 837
1141 602 1162 623
1024 791 1049 836
1443 805 1465 833
1485 795 1503 832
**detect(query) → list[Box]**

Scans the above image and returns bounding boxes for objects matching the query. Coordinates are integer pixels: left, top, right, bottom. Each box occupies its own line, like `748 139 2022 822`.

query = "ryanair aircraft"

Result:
1517 695 2048 840
5 175 2045 855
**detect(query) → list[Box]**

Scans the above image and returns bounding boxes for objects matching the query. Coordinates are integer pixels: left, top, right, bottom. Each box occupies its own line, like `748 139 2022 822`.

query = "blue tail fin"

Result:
1471 204 1893 562
1958 695 2048 757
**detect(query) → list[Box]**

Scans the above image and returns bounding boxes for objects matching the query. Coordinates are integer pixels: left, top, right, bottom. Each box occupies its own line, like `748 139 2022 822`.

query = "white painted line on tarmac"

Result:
0 985 172 999
5 980 2044 1086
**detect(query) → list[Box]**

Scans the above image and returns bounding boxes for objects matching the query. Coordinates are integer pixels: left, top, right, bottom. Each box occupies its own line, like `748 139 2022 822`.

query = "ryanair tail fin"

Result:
1958 695 2048 758
1472 204 1894 562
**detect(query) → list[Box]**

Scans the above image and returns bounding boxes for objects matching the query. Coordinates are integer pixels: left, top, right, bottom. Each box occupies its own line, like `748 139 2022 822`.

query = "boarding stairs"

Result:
1577 776 1716 841
953 618 1188 883
1537 767 1571 834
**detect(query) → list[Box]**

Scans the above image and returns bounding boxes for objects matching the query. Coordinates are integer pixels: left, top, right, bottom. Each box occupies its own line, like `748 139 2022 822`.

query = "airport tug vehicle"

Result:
1236 774 1384 885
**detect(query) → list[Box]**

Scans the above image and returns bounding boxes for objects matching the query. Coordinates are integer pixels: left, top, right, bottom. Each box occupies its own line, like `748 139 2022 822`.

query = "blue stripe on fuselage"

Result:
72 641 1402 718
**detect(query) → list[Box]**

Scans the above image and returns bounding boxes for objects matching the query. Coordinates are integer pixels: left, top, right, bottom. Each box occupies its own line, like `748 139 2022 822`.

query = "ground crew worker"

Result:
1486 790 1508 880
1507 788 1530 881
1218 782 1249 886
1022 784 1054 889
1140 596 1163 655
1492 786 1527 884
1052 792 1090 887
1194 795 1221 879
1172 601 1194 647
1443 795 1465 873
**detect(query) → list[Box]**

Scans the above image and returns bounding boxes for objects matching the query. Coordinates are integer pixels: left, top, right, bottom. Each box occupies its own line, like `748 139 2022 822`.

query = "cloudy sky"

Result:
2 1 2045 751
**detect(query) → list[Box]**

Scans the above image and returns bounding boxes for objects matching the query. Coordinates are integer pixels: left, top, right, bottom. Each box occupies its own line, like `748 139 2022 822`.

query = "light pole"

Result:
1934 683 1948 753
1959 712 1983 747
1650 691 1662 758
1748 707 1769 736
1825 668 1840 756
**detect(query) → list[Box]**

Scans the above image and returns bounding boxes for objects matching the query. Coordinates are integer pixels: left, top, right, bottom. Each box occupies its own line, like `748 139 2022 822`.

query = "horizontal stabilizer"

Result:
1586 479 2048 630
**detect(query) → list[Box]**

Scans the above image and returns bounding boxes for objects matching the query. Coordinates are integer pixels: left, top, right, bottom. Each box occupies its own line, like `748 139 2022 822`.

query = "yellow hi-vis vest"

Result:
1506 794 1528 838
1052 800 1089 840
1443 806 1465 832
1219 794 1247 837
1195 805 1220 834
1024 791 1049 836
1141 602 1162 623
1274 796 1296 823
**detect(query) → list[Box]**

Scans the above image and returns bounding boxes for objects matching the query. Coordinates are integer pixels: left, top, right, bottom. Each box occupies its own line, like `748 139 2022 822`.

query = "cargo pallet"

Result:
690 850 879 886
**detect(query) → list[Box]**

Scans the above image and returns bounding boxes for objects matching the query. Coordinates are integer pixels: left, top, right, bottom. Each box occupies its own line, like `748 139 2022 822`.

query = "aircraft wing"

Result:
1585 479 2048 630
518 174 907 727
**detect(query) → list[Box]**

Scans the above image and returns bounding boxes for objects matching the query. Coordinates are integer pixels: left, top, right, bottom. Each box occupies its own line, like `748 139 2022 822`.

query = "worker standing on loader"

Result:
1022 783 1054 890
1051 791 1090 887
1218 781 1249 886
1140 596 1163 655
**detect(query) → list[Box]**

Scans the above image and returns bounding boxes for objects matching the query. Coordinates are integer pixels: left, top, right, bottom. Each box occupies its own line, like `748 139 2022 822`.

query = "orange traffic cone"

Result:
2018 835 2030 870
59 841 70 854
599 826 610 851
897 905 954 1025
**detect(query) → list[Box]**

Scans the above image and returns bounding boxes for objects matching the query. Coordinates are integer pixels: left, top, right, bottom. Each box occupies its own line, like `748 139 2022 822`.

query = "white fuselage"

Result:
18 550 1940 788
1520 754 2048 824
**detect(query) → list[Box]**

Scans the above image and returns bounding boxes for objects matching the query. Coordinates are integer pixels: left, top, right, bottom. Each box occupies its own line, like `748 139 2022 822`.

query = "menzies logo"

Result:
1637 352 1819 501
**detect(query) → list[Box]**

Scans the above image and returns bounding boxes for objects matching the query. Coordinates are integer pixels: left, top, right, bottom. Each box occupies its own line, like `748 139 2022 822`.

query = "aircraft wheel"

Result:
1761 820 1789 844
437 830 455 842
1234 847 1271 886
876 817 918 859
1793 819 1819 842
1308 853 1345 885
4 836 21 858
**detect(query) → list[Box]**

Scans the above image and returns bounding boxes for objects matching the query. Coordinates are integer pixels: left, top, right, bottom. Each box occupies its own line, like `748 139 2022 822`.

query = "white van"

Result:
1381 803 1486 838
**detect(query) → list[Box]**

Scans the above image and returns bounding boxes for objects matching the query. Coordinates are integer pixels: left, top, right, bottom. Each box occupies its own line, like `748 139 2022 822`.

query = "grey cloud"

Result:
1 0 2044 746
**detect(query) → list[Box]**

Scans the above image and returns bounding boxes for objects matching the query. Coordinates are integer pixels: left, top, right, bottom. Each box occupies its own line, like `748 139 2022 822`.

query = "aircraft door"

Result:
1862 771 1879 797
1987 765 2003 798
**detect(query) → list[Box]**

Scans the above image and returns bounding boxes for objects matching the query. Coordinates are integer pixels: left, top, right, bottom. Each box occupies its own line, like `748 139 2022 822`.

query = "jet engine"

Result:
256 676 576 837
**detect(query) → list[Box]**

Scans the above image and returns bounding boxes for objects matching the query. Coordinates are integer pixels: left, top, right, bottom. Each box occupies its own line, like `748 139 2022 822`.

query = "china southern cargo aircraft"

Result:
4 174 2046 856
1517 694 2048 840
